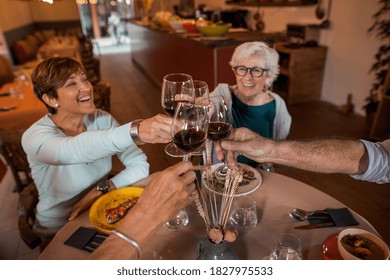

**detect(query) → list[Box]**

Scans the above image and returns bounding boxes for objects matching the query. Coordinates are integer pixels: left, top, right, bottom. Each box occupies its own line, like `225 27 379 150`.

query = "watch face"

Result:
97 182 109 194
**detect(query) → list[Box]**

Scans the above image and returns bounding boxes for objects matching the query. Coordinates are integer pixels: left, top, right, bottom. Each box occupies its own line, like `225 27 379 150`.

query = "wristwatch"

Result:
130 119 145 145
96 180 110 194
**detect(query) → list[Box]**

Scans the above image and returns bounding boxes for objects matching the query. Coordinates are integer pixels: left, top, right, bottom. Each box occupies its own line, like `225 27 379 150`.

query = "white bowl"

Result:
337 228 390 260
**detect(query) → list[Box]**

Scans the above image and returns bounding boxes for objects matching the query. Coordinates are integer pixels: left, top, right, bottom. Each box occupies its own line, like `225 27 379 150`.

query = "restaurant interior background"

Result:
0 0 381 116
0 0 389 260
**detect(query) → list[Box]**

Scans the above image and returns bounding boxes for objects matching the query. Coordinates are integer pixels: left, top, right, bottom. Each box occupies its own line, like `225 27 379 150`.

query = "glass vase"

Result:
196 237 240 260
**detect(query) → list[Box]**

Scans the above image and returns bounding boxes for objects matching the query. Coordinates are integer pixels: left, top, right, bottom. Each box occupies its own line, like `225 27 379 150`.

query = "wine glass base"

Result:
165 208 189 231
214 164 229 181
165 142 186 157
214 164 243 181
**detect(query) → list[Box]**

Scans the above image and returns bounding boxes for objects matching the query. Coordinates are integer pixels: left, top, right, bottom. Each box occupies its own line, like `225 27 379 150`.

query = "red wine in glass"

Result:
207 122 232 141
162 100 175 117
163 99 193 117
174 128 207 153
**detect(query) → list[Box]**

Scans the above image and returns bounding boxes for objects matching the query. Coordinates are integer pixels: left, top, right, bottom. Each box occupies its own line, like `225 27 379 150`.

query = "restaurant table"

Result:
38 36 81 61
0 82 46 130
39 171 379 260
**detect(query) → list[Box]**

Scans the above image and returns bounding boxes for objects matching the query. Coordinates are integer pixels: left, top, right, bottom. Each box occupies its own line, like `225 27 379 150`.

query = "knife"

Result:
294 222 334 229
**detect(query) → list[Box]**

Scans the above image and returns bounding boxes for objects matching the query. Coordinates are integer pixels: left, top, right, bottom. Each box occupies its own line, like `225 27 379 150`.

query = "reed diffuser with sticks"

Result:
192 140 243 259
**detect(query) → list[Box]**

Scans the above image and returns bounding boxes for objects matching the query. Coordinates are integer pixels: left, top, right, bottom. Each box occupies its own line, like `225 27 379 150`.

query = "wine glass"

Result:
172 102 209 161
207 95 233 179
186 80 210 101
181 80 210 156
161 73 194 157
165 102 209 231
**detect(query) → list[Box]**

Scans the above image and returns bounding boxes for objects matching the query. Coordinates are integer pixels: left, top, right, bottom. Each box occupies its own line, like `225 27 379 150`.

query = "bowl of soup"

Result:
337 228 390 260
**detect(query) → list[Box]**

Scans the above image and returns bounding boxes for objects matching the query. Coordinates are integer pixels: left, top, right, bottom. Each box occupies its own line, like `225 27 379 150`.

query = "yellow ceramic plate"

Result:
89 186 144 233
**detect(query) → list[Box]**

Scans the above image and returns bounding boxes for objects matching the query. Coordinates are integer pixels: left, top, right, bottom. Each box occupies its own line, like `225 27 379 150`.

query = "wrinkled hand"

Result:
68 188 100 221
134 161 196 224
215 127 270 167
138 114 172 144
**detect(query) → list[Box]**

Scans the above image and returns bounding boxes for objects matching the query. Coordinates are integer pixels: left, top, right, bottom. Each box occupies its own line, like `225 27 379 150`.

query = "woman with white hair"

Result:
210 41 292 169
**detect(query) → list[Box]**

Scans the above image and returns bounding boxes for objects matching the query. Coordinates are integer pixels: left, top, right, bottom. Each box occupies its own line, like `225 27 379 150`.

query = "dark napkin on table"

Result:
308 207 359 227
64 226 108 253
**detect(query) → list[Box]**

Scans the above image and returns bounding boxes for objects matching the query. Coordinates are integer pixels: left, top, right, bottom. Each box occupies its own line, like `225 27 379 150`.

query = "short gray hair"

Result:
229 41 280 86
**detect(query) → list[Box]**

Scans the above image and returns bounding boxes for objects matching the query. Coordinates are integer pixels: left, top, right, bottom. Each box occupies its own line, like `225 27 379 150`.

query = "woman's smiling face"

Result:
234 55 267 102
56 70 95 116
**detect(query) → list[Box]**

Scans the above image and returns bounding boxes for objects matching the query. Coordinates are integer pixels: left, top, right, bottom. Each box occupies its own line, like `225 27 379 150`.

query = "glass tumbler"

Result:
230 195 258 232
269 233 303 260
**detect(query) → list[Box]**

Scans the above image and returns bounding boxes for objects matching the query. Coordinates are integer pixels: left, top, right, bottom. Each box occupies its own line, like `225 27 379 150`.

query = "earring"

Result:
262 84 269 93
55 104 60 109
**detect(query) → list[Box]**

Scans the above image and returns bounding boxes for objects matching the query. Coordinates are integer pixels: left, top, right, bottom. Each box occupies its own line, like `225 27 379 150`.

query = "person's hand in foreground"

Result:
215 127 271 167
90 161 196 259
216 127 368 175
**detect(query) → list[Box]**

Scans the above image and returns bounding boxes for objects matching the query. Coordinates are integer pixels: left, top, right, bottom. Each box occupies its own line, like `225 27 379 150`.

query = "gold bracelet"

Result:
112 230 142 258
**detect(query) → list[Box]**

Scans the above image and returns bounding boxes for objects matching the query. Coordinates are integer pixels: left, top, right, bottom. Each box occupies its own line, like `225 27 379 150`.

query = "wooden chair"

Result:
18 182 42 250
93 81 111 112
0 129 32 192
0 55 15 87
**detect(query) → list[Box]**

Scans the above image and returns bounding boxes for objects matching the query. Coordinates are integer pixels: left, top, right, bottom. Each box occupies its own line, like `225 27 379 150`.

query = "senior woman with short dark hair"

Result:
22 57 172 246
210 41 292 169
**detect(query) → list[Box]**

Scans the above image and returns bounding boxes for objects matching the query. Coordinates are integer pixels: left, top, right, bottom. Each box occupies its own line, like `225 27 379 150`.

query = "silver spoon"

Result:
289 212 306 221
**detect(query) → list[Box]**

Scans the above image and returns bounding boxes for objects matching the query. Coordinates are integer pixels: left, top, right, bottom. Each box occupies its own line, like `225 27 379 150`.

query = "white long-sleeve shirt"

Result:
351 139 390 184
22 110 149 228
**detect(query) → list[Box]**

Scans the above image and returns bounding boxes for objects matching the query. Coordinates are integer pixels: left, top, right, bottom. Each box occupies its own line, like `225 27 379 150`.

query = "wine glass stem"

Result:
183 153 191 162
222 151 228 167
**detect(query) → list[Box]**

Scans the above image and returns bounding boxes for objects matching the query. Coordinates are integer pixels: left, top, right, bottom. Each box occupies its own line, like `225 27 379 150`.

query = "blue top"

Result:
231 93 276 167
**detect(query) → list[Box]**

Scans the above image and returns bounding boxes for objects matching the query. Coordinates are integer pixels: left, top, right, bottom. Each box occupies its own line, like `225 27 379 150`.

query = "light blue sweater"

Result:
22 109 149 229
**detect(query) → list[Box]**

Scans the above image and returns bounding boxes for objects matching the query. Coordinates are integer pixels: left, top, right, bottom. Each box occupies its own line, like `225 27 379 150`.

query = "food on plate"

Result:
212 168 256 191
340 234 386 260
106 197 139 224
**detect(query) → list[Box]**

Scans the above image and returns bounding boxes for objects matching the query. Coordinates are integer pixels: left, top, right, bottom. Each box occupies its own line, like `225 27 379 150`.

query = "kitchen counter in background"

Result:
127 20 287 88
